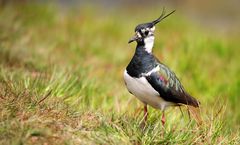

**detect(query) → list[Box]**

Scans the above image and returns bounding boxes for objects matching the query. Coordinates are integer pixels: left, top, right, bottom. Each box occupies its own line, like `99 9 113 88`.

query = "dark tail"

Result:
184 92 200 107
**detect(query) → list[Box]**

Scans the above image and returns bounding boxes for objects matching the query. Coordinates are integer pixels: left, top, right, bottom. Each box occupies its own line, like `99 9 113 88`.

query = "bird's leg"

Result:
144 104 148 123
161 111 166 126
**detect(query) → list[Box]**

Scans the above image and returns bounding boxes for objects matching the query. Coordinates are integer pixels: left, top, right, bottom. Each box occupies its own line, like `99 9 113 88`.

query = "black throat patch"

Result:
126 45 157 78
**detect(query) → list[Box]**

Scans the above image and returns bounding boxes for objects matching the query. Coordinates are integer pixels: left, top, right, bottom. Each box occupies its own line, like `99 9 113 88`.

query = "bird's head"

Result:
128 8 176 44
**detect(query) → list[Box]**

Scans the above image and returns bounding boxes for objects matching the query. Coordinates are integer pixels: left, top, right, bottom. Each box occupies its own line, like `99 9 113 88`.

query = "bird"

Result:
123 8 200 126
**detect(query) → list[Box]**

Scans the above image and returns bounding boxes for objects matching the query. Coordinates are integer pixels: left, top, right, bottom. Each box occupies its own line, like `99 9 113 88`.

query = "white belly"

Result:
124 70 173 110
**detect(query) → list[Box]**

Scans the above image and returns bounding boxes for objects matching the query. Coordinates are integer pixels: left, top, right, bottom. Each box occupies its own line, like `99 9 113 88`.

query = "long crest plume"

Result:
152 8 176 25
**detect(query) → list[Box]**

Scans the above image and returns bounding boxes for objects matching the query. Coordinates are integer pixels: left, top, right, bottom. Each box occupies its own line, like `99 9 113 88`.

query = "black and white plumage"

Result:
124 9 200 125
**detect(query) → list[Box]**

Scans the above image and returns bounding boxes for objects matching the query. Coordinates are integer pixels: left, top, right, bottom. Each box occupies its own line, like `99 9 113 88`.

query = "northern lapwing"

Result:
124 9 200 126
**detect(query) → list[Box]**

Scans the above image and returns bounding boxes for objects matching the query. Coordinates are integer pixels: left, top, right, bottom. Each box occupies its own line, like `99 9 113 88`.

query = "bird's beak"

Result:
128 34 138 44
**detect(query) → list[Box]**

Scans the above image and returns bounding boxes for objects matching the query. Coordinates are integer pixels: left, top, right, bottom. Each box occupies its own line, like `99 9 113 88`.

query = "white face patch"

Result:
143 26 155 53
144 36 154 53
150 26 155 31
136 32 141 38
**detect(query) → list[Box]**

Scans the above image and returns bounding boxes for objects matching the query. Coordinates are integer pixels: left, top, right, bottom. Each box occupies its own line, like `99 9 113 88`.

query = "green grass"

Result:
0 3 239 145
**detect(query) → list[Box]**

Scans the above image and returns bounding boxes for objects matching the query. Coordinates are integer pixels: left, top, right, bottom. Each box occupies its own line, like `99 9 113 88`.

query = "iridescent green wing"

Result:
146 62 199 107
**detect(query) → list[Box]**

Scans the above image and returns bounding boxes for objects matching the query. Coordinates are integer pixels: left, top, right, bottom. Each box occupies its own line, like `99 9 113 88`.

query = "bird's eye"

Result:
144 31 149 36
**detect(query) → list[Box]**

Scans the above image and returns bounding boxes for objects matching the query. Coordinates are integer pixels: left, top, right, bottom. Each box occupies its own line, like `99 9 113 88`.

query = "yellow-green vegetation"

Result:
0 3 239 145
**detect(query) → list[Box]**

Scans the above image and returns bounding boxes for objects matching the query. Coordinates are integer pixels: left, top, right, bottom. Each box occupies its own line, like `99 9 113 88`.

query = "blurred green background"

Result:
0 0 239 144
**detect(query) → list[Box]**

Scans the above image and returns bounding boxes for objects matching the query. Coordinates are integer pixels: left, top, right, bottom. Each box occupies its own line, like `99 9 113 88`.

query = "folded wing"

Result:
145 62 200 107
